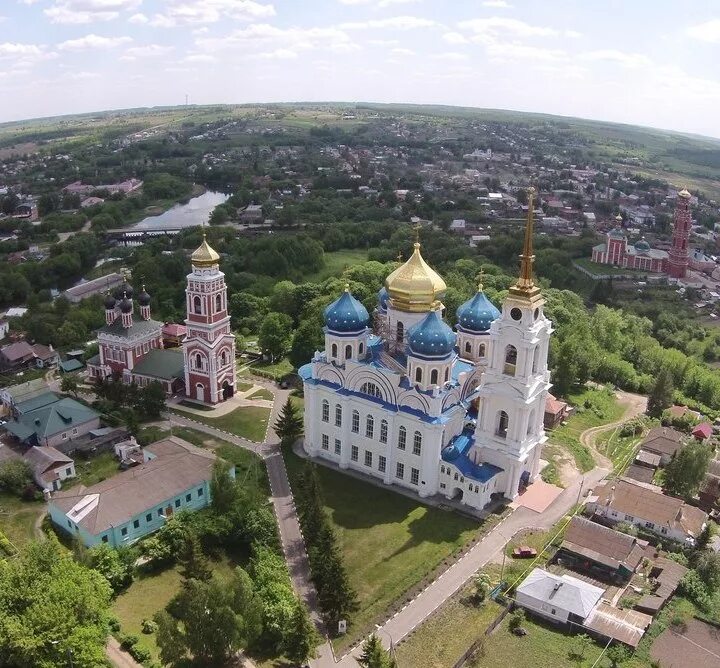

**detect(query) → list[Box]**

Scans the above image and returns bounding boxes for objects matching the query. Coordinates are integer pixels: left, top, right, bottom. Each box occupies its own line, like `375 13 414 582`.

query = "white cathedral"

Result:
299 192 553 511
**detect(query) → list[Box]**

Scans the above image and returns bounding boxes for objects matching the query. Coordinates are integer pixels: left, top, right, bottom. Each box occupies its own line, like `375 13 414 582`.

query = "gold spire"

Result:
678 187 691 199
508 187 543 305
344 282 350 292
476 268 485 292
191 231 220 268
385 238 447 313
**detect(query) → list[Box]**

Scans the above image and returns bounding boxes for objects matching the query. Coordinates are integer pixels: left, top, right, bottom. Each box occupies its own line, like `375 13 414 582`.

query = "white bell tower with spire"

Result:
473 188 553 500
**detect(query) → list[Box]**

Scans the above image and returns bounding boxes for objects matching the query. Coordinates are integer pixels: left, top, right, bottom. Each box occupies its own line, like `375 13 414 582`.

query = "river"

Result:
131 190 229 230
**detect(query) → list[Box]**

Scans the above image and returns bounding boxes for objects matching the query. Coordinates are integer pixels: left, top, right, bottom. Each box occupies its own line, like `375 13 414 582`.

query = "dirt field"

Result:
0 142 39 159
650 618 720 668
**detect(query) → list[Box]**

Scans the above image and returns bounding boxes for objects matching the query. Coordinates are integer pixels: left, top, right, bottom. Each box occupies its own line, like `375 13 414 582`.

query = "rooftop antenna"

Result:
185 94 189 106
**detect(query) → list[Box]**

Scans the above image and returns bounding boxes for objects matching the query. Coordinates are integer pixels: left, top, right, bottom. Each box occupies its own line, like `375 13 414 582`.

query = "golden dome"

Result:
385 242 446 313
678 188 691 199
191 234 220 267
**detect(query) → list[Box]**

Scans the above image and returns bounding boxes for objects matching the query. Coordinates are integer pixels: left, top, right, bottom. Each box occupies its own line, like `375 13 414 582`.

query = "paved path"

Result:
106 637 142 668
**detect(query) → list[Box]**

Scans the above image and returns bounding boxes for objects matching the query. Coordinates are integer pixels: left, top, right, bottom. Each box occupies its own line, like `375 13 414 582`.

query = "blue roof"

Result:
442 429 503 483
456 289 500 333
634 239 650 252
324 289 369 333
407 310 456 359
377 286 389 311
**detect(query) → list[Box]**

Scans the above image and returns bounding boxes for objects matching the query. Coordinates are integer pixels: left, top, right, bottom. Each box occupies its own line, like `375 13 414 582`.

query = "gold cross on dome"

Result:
476 268 485 292
396 251 403 263
413 223 422 244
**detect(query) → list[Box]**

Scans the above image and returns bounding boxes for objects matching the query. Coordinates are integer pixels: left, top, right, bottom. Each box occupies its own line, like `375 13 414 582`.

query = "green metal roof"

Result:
97 317 163 339
15 392 60 415
132 349 185 381
4 421 36 441
59 359 84 373
14 396 100 439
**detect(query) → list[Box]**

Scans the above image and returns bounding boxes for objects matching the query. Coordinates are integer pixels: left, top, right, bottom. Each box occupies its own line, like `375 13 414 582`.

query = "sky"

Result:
1 0 720 138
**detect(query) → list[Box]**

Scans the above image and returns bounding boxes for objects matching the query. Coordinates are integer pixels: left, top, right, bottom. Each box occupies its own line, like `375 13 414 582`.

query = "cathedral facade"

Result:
300 192 553 511
87 235 236 405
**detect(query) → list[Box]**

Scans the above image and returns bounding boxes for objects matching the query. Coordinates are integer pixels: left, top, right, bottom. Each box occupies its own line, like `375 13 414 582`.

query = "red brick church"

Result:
87 235 236 405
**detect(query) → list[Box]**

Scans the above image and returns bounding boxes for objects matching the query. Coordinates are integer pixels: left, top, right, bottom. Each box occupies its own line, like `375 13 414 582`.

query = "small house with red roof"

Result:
692 423 713 442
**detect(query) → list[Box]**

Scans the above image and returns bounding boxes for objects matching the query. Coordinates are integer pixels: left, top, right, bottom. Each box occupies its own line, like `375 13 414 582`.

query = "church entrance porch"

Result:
510 478 563 513
222 381 234 400
449 487 464 502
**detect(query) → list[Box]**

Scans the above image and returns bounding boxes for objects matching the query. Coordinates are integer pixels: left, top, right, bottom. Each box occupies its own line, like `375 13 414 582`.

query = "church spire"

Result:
508 187 543 305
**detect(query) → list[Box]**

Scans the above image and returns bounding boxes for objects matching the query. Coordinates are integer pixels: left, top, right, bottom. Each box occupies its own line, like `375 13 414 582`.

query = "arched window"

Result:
504 345 517 376
412 431 422 455
195 353 202 370
444 367 449 382
380 419 388 444
398 426 406 450
345 344 352 360
359 342 364 355
351 410 360 433
430 369 438 385
193 295 202 314
465 341 471 354
415 367 422 383
527 409 536 435
497 411 509 439
331 343 338 358
396 321 404 343
321 400 329 422
335 404 342 427
366 415 374 439
478 343 486 358
215 293 222 313
360 382 383 399
532 346 540 374
220 351 227 366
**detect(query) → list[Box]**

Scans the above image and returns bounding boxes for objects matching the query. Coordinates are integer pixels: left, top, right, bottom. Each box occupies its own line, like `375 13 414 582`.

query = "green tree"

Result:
0 537 112 668
179 532 212 583
136 381 166 418
0 460 33 497
86 543 134 593
691 550 720 591
647 367 674 418
606 643 630 667
258 311 292 362
473 572 491 605
664 441 712 499
508 608 525 632
696 523 714 550
210 459 239 514
289 319 324 368
60 374 79 396
359 634 393 668
284 601 320 665
273 397 303 445
155 569 262 667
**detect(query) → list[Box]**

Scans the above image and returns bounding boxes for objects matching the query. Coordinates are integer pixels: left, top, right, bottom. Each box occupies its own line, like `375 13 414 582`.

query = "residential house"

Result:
587 478 707 545
623 464 656 485
639 427 686 465
4 392 101 448
62 273 125 304
0 341 35 370
516 567 605 625
691 423 713 442
635 556 689 616
556 516 647 583
23 446 75 492
239 204 263 223
699 459 720 510
48 437 234 548
544 394 571 429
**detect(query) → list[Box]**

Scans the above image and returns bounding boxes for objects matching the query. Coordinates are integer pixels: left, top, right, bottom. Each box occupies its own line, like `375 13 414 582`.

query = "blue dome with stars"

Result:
324 288 369 333
407 310 456 358
634 238 650 253
456 289 500 333
377 286 389 312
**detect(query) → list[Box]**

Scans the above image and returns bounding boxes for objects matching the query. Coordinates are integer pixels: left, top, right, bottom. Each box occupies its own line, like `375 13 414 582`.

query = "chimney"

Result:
549 582 563 598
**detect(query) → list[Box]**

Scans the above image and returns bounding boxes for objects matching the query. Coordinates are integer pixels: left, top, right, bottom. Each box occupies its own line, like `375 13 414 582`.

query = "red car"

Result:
512 546 538 558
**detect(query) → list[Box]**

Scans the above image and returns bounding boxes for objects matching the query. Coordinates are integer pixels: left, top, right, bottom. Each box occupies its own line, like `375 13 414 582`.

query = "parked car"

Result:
512 546 537 558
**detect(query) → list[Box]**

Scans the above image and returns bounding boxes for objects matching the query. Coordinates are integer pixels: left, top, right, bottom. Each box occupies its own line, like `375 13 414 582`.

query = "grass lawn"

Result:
248 388 274 401
69 452 121 488
171 406 271 442
595 424 646 473
215 443 269 495
237 380 255 392
547 386 624 472
539 443 564 487
251 359 294 380
0 492 44 550
283 449 490 652
303 249 369 283
177 399 214 411
573 257 660 279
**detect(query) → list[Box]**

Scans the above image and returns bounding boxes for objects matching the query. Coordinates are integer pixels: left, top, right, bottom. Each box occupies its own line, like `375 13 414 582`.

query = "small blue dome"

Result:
324 288 369 333
634 238 650 252
377 286 389 311
456 289 500 333
407 310 456 358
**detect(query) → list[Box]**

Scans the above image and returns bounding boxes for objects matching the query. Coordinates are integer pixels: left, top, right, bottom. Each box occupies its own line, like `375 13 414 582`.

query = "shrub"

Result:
128 643 152 663
508 608 526 632
107 616 121 633
119 633 139 650
141 619 158 634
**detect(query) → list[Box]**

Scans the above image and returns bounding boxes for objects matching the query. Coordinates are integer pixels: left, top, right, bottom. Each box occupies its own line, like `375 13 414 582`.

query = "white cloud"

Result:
391 47 415 56
45 0 141 24
128 12 148 24
458 17 559 39
486 43 565 62
482 1 513 7
58 33 133 50
339 15 436 30
0 42 46 58
565 30 582 39
65 71 101 80
581 49 652 68
443 31 468 45
432 51 468 61
686 19 720 43
183 53 218 63
124 44 174 57
253 48 298 60
148 0 276 27
339 0 420 6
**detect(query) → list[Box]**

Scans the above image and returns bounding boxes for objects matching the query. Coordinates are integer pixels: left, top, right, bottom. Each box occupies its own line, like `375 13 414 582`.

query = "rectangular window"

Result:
72 428 78 436
198 488 204 497
65 467 72 476
411 468 419 485
322 401 329 422
661 527 668 534
102 535 108 543
378 455 386 473
398 428 406 450
412 440 421 456
146 514 152 522
440 483 446 490
366 419 374 439
645 521 654 529
175 499 181 508
352 412 359 433
322 434 329 450
334 439 341 455
380 421 388 443
625 515 634 522
396 462 404 479
157 509 163 518
335 405 342 427
133 519 140 529
364 450 372 467
61 433 67 440
121 527 128 536
351 445 359 462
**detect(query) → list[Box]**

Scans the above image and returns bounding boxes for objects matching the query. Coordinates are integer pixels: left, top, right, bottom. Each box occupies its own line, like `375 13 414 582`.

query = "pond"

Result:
131 190 229 230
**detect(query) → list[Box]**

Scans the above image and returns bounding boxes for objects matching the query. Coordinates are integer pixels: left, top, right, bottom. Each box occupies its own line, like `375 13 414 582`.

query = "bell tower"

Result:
473 188 553 499
668 188 692 279
182 233 236 404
